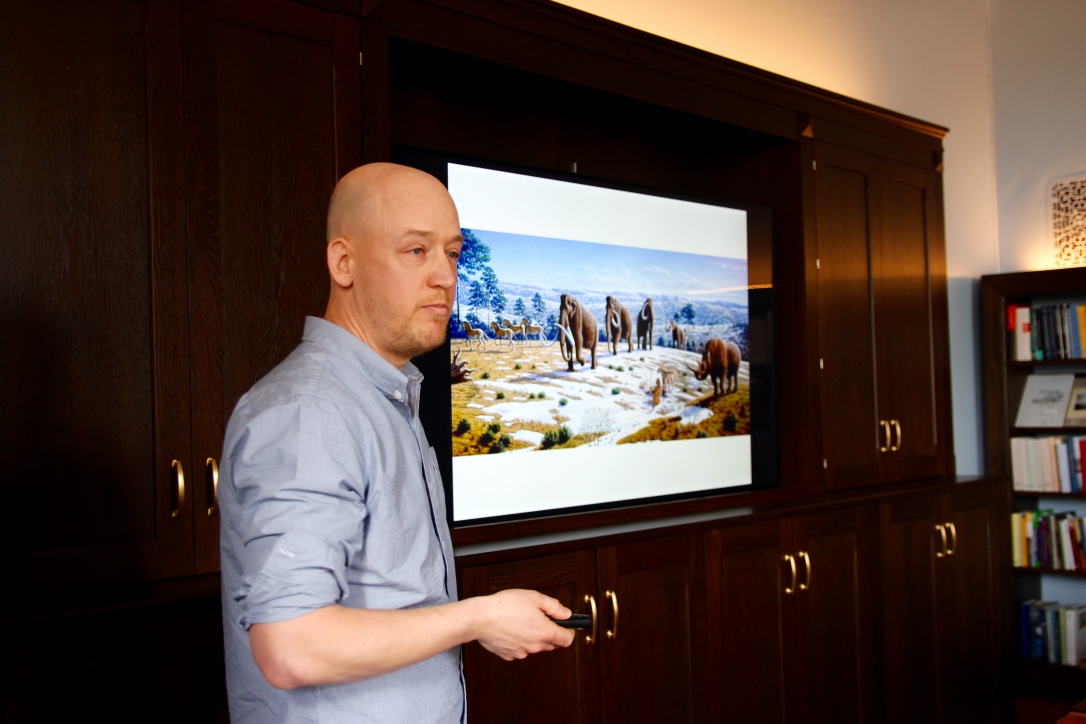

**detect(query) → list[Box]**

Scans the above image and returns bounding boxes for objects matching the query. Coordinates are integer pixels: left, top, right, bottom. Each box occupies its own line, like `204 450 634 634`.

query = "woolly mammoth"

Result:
636 298 654 350
666 320 687 350
604 296 634 355
557 293 598 372
693 337 742 397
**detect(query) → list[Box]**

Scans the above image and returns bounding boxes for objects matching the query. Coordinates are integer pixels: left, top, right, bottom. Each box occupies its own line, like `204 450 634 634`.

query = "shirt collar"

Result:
301 316 423 407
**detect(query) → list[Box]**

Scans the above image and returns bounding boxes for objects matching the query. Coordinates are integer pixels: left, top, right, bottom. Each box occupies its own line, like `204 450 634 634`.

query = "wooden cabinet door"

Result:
459 550 601 724
0 0 193 591
789 506 876 724
182 0 363 573
872 159 950 483
705 518 789 723
878 482 1011 724
936 482 1013 722
878 492 943 722
814 143 950 488
597 533 703 723
814 144 882 488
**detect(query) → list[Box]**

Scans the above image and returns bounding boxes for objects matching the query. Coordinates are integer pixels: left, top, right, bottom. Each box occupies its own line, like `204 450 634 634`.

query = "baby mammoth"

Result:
695 338 742 397
605 296 634 355
666 320 687 350
558 293 598 372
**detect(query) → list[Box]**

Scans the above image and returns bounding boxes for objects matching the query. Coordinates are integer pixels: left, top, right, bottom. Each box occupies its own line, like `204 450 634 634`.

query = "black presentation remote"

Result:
551 613 592 629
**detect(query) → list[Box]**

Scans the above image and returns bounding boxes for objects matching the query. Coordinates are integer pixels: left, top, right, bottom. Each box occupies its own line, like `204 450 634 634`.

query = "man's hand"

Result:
471 589 576 661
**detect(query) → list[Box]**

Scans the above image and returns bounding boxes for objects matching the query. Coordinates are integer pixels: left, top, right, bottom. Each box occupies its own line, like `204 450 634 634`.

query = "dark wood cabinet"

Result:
877 482 1013 723
458 532 704 723
1 0 192 593
0 0 362 595
181 0 363 574
705 505 877 723
1 0 361 717
814 142 953 490
2 0 988 720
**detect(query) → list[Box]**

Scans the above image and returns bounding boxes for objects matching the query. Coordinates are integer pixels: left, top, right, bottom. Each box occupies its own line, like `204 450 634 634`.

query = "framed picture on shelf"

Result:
1066 379 1086 426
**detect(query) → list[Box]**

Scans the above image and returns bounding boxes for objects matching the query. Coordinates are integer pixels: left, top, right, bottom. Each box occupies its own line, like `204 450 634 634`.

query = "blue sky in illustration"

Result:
470 229 749 304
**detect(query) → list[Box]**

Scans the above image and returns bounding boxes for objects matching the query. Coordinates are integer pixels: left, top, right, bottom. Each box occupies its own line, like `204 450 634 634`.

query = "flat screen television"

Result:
396 147 778 528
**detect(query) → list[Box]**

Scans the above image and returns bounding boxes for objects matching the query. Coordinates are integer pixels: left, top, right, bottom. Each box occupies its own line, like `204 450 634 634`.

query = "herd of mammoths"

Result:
455 293 743 400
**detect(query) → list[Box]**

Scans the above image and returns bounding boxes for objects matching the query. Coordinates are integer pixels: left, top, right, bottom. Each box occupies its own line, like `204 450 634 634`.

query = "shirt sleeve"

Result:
223 394 369 629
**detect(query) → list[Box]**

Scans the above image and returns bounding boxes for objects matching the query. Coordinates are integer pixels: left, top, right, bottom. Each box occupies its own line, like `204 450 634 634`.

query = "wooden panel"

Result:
0 584 227 722
599 534 702 723
878 493 942 722
183 0 363 572
792 506 874 724
814 144 880 487
459 550 600 724
0 0 191 589
705 520 788 723
874 160 945 482
938 483 1014 721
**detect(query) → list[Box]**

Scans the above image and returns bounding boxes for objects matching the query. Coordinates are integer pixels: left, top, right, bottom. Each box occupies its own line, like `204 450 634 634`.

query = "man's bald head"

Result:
322 162 463 368
326 162 453 247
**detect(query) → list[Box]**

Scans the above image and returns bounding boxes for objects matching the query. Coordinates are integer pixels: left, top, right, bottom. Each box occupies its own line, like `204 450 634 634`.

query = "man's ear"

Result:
327 238 354 289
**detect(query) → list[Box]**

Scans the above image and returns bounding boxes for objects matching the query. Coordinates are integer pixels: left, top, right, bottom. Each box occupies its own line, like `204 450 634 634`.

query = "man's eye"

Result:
448 251 461 260
409 248 423 255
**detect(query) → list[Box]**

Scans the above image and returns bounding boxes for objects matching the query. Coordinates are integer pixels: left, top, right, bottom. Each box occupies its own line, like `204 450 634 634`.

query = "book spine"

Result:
1033 308 1044 360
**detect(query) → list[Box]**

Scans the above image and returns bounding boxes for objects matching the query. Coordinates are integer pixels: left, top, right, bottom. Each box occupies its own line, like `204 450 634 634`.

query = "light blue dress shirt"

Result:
220 316 463 723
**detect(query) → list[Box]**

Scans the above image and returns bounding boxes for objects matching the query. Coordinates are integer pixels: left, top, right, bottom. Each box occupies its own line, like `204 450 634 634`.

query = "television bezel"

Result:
395 145 780 529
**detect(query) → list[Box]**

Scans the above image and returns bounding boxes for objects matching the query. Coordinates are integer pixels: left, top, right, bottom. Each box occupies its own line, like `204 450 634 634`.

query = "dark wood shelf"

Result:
1009 360 1086 368
1012 428 1086 435
1013 491 1086 499
1017 658 1086 705
1013 567 1086 578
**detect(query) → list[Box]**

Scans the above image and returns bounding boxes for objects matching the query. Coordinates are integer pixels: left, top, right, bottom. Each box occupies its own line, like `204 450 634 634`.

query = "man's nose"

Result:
430 256 457 288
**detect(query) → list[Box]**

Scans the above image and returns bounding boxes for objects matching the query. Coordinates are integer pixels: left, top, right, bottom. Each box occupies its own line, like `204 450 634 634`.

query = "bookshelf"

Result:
981 268 1086 705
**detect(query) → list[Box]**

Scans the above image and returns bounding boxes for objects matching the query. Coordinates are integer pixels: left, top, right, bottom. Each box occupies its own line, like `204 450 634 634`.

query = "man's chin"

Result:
406 326 450 360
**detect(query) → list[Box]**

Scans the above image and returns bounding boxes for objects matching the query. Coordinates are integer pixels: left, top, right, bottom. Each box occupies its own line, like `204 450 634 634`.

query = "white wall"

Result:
991 0 1086 271
554 0 1085 477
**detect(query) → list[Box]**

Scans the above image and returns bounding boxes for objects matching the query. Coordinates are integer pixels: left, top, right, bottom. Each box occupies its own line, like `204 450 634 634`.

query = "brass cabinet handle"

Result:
783 554 797 594
605 590 619 640
206 457 219 518
944 521 956 556
934 524 947 558
584 594 598 644
798 550 812 591
879 420 890 452
170 459 186 519
891 419 902 451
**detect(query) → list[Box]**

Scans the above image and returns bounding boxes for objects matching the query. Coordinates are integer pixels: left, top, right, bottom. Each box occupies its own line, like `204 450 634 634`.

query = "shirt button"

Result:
393 389 403 400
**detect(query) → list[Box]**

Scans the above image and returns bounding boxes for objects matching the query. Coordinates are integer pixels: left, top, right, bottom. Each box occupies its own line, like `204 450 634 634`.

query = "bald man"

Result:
219 164 574 723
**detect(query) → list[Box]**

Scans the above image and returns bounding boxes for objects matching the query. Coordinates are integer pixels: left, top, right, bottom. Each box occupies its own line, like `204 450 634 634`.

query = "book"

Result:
1030 600 1053 660
1071 304 1083 358
1032 308 1044 360
1046 603 1062 663
1066 380 1086 427
1016 374 1076 427
1011 512 1024 567
1057 438 1072 492
1010 304 1033 361
1078 305 1086 359
1078 606 1086 668
1020 598 1039 657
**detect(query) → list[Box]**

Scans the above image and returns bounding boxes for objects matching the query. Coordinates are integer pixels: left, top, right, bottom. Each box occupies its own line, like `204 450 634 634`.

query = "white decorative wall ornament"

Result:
1053 173 1086 267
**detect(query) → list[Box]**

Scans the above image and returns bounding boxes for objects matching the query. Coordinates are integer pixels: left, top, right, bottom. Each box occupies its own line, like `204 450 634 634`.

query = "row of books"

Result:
1011 509 1086 571
1010 435 1086 492
1008 302 1086 361
1020 599 1086 667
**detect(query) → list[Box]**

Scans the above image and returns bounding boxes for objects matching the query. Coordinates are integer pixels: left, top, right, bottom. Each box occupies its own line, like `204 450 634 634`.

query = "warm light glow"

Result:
688 283 773 295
